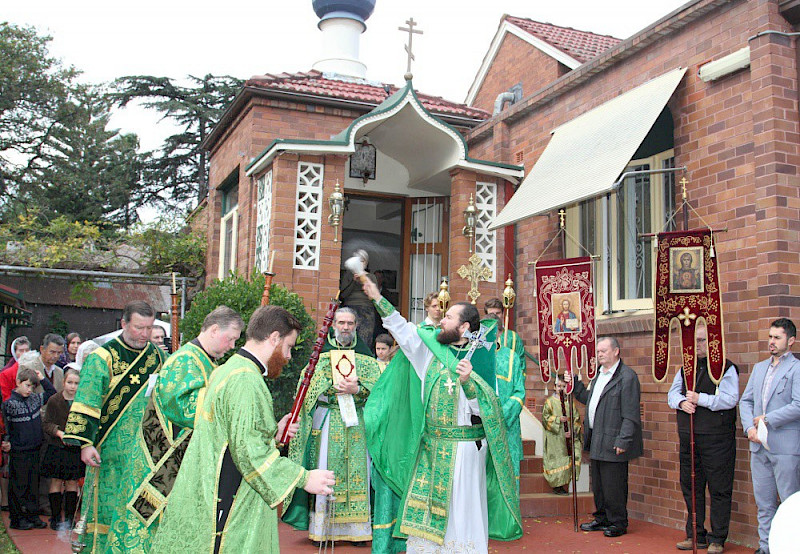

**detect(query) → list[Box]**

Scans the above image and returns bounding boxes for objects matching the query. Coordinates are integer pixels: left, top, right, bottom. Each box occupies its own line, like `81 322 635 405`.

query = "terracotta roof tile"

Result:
505 16 621 64
246 70 491 120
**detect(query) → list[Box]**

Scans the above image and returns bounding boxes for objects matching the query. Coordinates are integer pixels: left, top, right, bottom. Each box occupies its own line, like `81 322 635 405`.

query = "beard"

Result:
437 327 461 345
334 329 355 346
266 348 289 379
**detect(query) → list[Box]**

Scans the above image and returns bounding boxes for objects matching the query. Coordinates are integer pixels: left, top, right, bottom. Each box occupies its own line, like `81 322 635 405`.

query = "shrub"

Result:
180 270 315 418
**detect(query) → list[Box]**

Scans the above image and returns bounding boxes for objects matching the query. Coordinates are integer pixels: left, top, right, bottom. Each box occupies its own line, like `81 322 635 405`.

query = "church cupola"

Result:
312 0 376 78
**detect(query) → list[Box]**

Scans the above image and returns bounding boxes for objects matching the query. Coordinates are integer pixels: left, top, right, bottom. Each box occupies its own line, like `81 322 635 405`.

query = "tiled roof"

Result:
505 16 621 63
246 71 491 120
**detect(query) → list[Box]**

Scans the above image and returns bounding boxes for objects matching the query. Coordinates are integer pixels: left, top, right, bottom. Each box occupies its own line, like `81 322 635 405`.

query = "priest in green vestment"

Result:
151 305 335 553
284 307 381 545
492 335 526 490
127 306 243 535
363 280 522 553
485 298 528 377
64 301 166 553
542 379 582 494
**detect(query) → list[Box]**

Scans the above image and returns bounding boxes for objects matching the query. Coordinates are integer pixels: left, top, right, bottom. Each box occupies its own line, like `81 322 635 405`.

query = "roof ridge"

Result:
504 14 621 41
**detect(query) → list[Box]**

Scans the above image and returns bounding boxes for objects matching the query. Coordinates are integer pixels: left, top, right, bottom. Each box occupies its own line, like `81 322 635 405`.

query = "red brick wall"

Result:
467 0 799 546
472 33 569 115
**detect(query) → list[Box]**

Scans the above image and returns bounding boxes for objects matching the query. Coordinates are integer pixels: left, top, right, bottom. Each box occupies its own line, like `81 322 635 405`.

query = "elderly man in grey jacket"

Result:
573 336 643 538
740 318 799 554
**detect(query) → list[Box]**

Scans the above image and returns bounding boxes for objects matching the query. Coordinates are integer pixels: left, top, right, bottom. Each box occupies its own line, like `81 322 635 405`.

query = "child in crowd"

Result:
1 352 56 530
41 368 84 529
374 333 396 373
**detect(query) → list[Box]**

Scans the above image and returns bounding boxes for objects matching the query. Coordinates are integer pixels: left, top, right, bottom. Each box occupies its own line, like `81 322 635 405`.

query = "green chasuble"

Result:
283 348 381 539
63 337 165 554
495 346 525 485
151 353 308 554
542 394 582 489
498 329 528 377
127 342 216 532
364 299 522 546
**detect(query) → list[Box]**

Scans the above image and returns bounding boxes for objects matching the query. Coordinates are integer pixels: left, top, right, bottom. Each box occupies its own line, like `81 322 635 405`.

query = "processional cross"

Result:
398 17 423 78
457 253 493 305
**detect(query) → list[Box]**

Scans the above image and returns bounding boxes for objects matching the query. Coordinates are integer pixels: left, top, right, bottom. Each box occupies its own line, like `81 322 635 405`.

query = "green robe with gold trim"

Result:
151 353 308 553
542 394 582 489
495 345 525 485
126 342 217 535
283 348 381 541
498 329 528 377
365 297 522 548
63 337 165 554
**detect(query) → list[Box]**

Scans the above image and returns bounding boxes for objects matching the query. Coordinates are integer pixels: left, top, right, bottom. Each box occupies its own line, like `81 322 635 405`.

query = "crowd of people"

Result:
0 273 795 554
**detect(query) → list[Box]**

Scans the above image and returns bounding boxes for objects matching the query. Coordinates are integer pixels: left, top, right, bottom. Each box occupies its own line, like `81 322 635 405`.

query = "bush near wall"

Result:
180 270 315 418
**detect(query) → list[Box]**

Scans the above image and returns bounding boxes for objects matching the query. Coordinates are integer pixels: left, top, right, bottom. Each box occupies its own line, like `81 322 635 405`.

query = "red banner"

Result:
653 229 725 387
535 257 597 394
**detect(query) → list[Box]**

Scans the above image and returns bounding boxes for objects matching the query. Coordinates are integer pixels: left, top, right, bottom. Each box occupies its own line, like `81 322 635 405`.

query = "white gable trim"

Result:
465 20 582 106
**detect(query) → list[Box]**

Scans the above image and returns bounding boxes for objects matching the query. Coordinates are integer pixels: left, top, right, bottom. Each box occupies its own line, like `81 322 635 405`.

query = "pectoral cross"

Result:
398 18 423 77
457 253 493 305
444 376 456 395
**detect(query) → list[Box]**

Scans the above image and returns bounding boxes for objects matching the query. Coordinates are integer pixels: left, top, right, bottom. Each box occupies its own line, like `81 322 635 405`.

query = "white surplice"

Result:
382 310 489 554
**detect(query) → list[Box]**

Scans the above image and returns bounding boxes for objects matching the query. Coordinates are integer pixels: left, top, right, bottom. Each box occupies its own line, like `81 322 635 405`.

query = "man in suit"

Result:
739 318 799 554
573 336 643 538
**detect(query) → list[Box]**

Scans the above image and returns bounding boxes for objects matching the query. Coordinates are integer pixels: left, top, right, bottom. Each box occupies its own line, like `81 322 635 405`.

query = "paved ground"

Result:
2 512 756 553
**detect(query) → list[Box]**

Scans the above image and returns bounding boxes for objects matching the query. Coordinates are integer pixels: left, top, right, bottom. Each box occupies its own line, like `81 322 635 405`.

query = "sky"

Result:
6 0 689 151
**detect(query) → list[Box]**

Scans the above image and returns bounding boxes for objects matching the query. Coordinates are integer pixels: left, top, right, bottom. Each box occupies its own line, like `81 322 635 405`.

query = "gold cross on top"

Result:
457 253 493 305
398 18 423 77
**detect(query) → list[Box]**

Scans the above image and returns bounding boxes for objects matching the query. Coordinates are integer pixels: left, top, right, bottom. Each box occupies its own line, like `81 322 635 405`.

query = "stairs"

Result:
518 440 595 518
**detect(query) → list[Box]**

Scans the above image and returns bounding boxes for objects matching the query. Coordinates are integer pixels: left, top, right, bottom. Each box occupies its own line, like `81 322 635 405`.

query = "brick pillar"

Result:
750 29 800 329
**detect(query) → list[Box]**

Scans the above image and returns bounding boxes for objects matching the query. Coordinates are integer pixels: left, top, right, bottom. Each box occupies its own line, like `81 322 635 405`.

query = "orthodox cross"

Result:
461 324 493 363
457 253 493 305
398 17 423 77
444 376 457 395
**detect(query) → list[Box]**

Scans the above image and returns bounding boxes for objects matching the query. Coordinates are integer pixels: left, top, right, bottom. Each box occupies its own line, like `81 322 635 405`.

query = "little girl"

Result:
40 368 84 529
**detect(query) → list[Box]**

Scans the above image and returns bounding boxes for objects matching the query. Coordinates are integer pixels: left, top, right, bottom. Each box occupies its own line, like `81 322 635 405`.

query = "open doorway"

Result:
341 194 404 330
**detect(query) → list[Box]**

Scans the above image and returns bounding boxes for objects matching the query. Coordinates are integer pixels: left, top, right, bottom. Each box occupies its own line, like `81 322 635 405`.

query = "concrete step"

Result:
519 491 595 518
520 473 555 494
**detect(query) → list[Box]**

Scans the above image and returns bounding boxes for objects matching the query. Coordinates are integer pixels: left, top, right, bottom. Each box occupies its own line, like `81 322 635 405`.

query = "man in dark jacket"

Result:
573 336 643 538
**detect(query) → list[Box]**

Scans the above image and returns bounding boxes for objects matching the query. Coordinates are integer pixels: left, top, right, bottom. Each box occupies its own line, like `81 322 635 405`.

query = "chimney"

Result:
312 0 376 78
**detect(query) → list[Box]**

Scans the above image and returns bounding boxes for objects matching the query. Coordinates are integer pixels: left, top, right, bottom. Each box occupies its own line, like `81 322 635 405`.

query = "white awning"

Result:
490 67 687 230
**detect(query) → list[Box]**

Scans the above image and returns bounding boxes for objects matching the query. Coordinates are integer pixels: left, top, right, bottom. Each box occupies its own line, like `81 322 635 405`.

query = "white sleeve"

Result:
381 310 428 381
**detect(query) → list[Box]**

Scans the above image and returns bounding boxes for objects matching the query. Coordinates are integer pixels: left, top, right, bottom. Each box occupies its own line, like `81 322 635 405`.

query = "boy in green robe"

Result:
542 379 582 494
64 301 165 553
484 298 528 377
127 306 243 534
151 305 334 553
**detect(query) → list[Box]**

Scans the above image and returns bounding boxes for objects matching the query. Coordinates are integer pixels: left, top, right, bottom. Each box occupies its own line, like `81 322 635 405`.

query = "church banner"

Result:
653 229 725 387
534 257 597 394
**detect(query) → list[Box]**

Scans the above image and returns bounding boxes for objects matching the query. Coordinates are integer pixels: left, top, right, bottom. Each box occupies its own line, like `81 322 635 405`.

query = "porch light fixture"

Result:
462 194 478 253
349 137 376 183
328 180 345 243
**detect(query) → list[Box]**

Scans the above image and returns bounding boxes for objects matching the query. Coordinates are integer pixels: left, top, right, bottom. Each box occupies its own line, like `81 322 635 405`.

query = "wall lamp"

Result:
328 180 345 243
698 46 750 82
462 193 477 253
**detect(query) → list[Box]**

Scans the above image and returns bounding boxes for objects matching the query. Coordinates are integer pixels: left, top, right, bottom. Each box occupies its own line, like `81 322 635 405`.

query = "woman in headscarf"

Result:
63 340 99 373
57 333 81 368
2 337 31 372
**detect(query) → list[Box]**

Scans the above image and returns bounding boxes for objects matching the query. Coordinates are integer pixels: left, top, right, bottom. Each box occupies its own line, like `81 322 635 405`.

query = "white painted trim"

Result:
453 160 524 183
465 20 582 106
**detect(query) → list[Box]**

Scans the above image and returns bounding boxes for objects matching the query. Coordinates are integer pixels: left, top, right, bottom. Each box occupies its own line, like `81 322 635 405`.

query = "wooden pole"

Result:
170 272 179 352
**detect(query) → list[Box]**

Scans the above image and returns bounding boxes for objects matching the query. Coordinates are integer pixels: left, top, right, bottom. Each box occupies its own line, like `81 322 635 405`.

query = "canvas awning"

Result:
490 67 687 230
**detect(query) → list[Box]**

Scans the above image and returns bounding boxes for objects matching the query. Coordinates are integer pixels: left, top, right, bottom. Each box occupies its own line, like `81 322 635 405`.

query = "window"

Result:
255 170 273 272
567 149 675 312
218 181 239 279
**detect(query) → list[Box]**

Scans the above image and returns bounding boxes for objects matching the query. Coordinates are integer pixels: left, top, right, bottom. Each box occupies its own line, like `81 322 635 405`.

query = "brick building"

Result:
203 0 799 547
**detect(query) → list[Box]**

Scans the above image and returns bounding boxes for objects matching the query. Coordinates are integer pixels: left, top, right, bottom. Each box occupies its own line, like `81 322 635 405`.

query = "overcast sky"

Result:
6 0 688 151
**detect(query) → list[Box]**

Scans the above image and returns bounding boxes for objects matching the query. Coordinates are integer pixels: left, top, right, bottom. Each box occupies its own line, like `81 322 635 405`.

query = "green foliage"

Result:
47 311 69 337
0 23 77 207
0 209 103 268
111 74 243 208
128 219 206 278
181 270 315 418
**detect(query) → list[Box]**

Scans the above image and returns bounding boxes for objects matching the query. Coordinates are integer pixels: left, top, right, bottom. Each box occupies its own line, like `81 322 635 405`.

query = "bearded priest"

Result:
362 279 522 553
283 307 382 546
150 306 334 553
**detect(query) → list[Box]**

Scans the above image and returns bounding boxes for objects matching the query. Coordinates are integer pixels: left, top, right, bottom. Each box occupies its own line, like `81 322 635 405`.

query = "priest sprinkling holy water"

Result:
362 278 522 553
